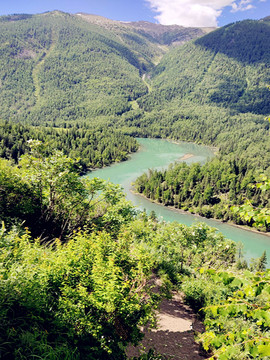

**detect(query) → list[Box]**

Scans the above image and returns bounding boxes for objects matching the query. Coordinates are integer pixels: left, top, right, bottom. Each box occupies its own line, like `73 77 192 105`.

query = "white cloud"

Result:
145 0 256 27
231 0 255 12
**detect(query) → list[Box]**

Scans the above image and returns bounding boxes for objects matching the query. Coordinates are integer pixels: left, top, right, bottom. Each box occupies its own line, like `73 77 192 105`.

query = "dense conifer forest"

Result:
0 121 138 171
134 155 270 231
0 11 270 359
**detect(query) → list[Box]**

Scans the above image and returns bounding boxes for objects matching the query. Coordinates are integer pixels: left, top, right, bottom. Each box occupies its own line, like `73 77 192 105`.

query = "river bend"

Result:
87 138 270 265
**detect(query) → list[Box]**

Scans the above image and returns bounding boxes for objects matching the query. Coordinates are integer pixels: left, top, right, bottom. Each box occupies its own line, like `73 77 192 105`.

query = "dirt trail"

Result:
127 292 207 360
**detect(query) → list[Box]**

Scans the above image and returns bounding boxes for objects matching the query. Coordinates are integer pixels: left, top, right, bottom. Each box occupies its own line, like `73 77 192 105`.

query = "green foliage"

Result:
0 225 156 359
0 218 237 358
0 121 138 171
0 145 135 239
134 157 270 230
123 219 236 284
187 269 270 359
0 149 241 359
181 278 211 312
231 176 270 230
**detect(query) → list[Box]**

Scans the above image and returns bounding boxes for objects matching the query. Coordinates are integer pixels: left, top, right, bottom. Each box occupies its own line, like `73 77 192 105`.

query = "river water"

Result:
87 138 270 265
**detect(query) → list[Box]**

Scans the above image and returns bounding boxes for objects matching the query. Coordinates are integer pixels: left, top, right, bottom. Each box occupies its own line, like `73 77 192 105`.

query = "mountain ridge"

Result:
0 12 269 148
75 12 215 46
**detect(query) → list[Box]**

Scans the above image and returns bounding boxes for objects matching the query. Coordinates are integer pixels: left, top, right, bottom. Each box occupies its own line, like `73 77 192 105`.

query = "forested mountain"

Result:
0 12 268 136
0 11 208 126
132 20 270 163
0 12 146 125
0 13 268 162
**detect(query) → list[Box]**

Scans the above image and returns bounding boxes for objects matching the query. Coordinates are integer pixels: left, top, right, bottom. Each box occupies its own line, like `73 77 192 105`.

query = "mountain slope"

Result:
139 20 270 114
130 20 270 171
0 12 148 125
0 11 210 126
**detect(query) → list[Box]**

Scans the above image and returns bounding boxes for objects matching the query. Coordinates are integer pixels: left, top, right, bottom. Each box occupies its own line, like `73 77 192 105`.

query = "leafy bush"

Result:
181 269 270 359
0 226 156 359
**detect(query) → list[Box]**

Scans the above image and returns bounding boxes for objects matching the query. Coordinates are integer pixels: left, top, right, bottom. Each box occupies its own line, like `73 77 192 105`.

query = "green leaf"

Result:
211 306 218 317
258 344 270 357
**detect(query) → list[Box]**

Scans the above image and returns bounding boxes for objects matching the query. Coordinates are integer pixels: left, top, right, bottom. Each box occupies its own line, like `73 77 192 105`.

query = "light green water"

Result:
87 138 270 265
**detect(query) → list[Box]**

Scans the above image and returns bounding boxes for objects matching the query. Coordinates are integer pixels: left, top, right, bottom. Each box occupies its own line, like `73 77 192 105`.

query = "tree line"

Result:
135 154 270 231
0 121 138 172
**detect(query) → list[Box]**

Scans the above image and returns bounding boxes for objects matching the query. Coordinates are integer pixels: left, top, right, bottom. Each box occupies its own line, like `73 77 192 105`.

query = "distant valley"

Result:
0 11 269 229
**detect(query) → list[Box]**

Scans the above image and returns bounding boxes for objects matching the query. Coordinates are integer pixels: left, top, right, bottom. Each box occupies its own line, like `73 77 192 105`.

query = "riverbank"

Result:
132 190 270 238
170 139 219 156
87 137 270 263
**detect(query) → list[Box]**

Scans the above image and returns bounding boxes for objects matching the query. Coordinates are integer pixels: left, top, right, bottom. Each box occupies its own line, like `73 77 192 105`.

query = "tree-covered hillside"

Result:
0 12 149 125
135 157 270 230
134 20 270 149
0 11 209 127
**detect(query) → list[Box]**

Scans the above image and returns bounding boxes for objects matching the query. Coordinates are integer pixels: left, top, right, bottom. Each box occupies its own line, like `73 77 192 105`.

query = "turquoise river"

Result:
87 138 270 265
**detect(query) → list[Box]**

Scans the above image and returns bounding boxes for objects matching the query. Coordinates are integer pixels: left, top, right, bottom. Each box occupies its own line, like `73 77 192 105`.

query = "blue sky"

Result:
0 0 269 27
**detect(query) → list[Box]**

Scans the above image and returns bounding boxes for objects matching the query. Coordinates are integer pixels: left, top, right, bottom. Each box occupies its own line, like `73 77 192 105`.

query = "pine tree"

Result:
257 250 267 271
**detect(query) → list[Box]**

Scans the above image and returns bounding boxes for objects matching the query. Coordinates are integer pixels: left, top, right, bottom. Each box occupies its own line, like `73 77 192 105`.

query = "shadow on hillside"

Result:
194 20 270 65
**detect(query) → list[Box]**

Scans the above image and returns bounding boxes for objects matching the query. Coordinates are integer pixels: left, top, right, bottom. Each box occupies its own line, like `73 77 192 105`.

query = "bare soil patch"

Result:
127 292 207 360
